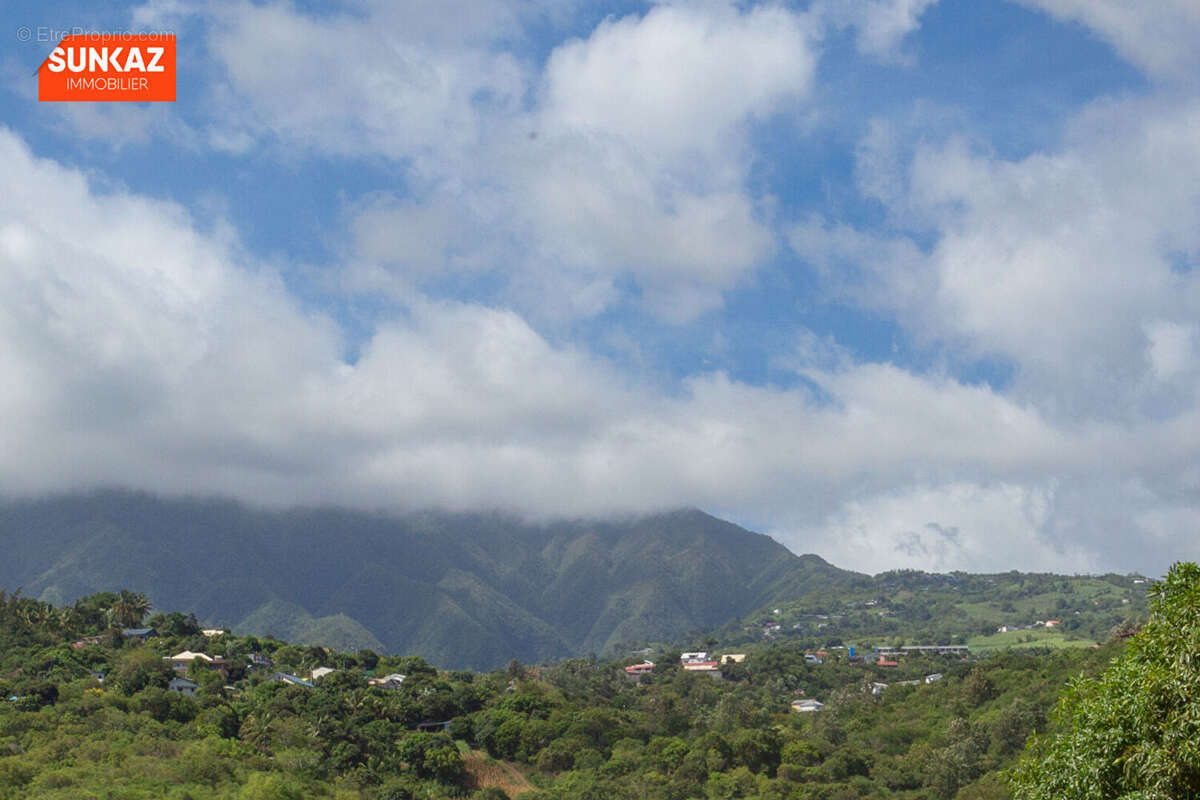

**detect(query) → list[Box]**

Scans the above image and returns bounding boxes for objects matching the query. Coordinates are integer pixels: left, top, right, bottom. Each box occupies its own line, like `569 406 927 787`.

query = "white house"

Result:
165 651 230 678
791 699 824 712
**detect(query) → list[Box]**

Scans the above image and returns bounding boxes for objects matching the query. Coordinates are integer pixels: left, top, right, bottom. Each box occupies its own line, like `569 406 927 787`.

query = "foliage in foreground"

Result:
1012 561 1200 800
0 584 1137 799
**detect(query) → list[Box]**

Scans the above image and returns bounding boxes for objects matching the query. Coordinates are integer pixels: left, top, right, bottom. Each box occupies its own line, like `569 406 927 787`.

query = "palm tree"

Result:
111 590 152 628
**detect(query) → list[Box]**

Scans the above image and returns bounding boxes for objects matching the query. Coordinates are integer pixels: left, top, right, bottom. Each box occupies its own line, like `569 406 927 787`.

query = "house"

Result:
121 628 156 641
623 661 654 678
1044 620 1061 628
416 721 452 733
682 661 722 678
680 652 708 663
267 672 314 688
167 677 199 696
165 651 230 679
368 673 407 689
876 659 898 667
804 653 823 664
310 667 336 682
791 699 824 712
720 654 746 664
925 673 944 683
871 682 888 696
72 635 104 649
997 625 1019 633
201 628 227 637
247 653 273 670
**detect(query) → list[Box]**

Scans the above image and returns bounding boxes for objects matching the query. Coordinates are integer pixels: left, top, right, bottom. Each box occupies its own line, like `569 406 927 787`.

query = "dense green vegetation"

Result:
0 583 1138 799
1012 561 1200 799
718 569 1149 655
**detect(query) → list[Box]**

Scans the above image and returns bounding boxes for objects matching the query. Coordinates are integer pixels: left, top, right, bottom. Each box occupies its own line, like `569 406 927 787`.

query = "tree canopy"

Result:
1012 561 1200 799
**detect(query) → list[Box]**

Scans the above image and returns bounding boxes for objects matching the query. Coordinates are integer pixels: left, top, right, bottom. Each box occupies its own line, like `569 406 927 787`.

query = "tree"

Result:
110 590 152 628
111 647 173 695
1012 562 1200 799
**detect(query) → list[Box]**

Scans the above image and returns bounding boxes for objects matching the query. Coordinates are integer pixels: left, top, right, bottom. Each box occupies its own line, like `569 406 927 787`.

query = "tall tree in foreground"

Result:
1011 561 1200 800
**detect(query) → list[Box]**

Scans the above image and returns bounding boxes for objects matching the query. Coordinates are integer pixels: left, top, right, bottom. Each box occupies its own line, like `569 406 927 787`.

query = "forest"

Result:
1 565 1195 800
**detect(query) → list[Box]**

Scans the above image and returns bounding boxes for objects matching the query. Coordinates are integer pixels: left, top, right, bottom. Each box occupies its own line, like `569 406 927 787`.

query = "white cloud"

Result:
541 3 816 162
814 0 939 61
1016 0 1200 81
1145 320 1198 383
786 481 1094 575
796 96 1200 422
204 0 528 166
199 1 817 322
10 123 1194 574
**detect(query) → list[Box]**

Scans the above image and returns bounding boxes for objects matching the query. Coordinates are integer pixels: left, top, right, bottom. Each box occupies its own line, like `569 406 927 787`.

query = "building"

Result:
720 654 746 664
679 651 708 663
167 677 199 696
121 628 156 641
246 653 273 671
267 672 314 688
682 661 722 678
873 645 970 657
165 651 231 679
623 661 654 679
791 699 824 712
368 673 407 689
310 667 336 682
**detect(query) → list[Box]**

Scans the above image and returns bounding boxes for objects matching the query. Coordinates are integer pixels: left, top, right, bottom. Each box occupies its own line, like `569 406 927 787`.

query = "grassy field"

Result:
967 628 1099 653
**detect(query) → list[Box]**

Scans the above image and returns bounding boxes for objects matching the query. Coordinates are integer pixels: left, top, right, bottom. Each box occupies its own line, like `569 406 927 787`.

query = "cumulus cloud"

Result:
815 0 939 61
6 1 1200 578
9 124 1192 574
200 1 816 322
1015 0 1200 81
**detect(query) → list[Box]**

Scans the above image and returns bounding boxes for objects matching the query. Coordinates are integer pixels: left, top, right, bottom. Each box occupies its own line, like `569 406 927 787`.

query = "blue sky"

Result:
1 0 1198 575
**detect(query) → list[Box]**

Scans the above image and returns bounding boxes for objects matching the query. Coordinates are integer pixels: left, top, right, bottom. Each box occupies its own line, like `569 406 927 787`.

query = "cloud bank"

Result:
2 0 1199 576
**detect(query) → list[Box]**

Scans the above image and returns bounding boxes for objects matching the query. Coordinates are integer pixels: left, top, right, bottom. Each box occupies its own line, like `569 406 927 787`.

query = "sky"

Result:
1 0 1198 577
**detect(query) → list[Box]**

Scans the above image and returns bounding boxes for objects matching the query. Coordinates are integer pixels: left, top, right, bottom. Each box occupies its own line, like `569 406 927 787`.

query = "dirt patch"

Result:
461 749 535 797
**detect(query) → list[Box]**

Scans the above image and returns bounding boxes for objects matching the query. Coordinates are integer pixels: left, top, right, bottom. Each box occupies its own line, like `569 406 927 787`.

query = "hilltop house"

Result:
167 677 199 696
791 699 824 712
165 651 231 679
623 661 654 679
368 673 407 690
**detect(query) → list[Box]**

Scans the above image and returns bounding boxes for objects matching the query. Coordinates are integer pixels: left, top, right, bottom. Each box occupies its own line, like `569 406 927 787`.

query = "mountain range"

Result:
0 490 862 669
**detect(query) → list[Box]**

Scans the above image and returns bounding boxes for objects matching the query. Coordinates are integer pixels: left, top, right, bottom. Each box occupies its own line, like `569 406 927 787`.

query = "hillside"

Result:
0 491 859 669
0 583 1141 800
718 568 1150 654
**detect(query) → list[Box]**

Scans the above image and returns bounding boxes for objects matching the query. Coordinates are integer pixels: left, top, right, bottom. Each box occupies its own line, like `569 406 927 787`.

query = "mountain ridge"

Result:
0 490 856 669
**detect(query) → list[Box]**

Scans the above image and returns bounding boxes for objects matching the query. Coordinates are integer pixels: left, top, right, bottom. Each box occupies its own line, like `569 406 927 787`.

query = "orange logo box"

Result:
39 34 175 102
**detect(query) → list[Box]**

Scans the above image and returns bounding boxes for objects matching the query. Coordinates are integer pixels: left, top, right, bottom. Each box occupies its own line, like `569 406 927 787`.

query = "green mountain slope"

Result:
0 491 854 669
